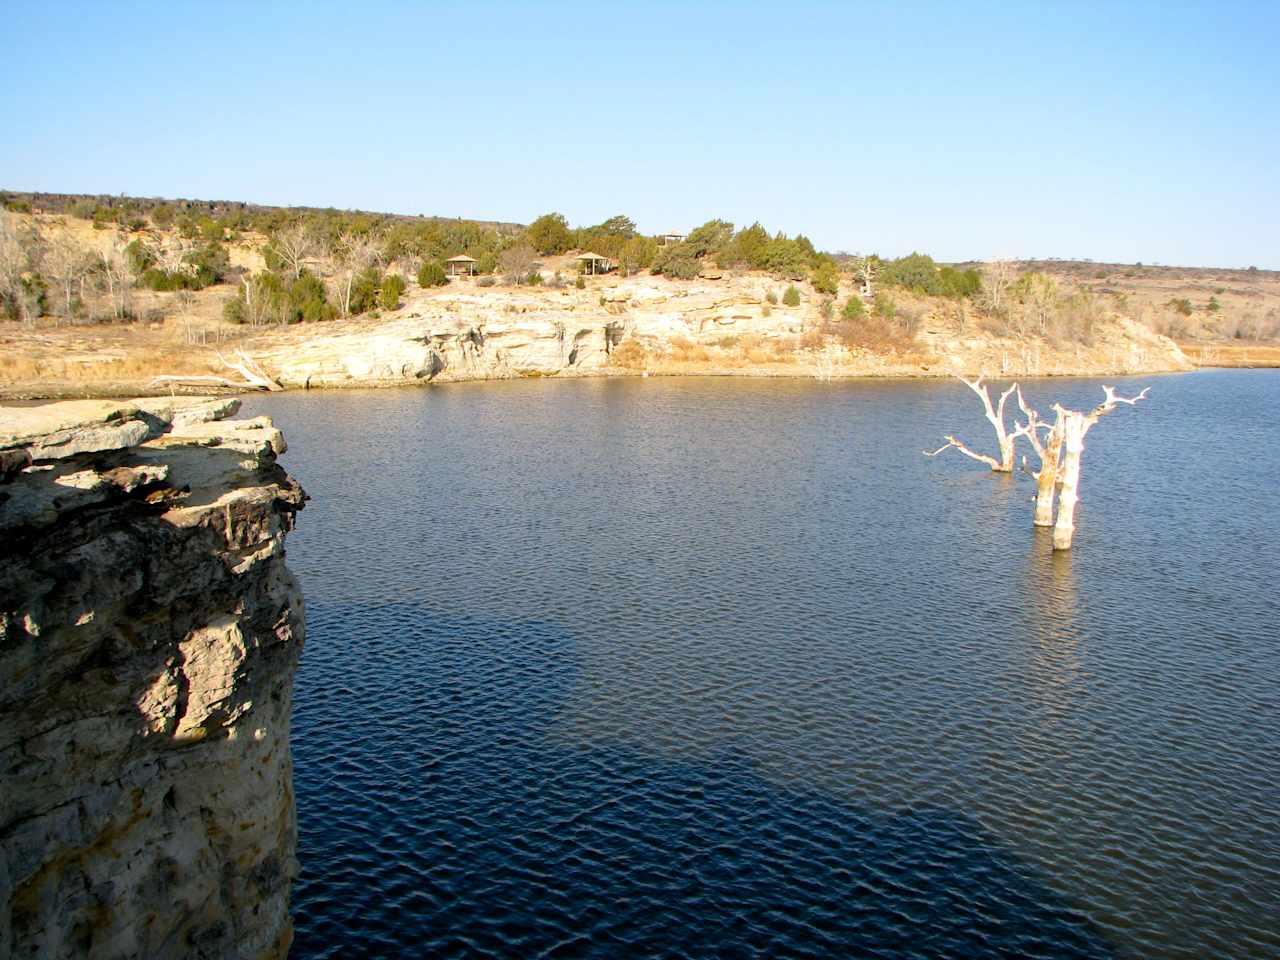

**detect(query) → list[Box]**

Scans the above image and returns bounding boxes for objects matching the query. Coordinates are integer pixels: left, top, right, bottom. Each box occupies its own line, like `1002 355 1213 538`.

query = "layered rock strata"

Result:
248 280 1191 389
1 397 305 959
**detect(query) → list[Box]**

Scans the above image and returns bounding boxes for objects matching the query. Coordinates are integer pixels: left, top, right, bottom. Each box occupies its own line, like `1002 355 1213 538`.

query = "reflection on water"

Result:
246 371 1280 960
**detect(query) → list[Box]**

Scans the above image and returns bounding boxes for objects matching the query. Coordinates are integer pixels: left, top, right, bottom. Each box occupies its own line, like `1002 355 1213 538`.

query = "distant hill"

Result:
0 190 526 233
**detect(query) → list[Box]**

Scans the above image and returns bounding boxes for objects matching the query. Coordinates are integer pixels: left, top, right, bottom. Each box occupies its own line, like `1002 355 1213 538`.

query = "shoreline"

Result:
0 359 1216 403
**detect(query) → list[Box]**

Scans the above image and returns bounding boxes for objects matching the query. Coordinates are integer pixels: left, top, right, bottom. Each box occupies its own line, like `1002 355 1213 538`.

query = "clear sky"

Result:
2 1 1276 267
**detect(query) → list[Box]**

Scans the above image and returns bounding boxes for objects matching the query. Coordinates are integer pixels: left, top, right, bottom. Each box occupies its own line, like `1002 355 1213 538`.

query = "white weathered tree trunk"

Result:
1052 410 1087 549
925 376 1030 472
1034 420 1064 526
1016 388 1064 526
1049 386 1149 550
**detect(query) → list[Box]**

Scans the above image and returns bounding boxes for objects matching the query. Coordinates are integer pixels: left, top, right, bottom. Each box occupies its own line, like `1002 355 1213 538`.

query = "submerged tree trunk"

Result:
1034 421 1064 527
1052 410 1087 549
1049 386 1149 550
937 382 1149 551
1016 388 1064 526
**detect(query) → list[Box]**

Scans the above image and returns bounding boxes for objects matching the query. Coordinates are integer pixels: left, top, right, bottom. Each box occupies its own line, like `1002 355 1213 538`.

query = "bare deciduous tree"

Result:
331 230 382 317
924 376 1031 472
1021 273 1057 337
0 213 28 321
269 223 320 280
43 236 94 321
978 259 1017 319
99 240 136 320
499 244 536 285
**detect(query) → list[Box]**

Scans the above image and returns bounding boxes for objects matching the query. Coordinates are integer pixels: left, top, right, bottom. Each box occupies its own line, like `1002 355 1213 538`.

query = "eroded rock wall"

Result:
1 397 305 959
248 277 1191 389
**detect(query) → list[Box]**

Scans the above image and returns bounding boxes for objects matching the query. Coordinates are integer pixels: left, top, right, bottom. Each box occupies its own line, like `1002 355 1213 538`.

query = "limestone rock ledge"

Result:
0 397 305 959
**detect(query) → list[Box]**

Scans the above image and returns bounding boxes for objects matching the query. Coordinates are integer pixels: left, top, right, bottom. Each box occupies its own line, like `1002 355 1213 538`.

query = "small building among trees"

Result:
574 252 614 275
659 231 687 246
445 254 477 277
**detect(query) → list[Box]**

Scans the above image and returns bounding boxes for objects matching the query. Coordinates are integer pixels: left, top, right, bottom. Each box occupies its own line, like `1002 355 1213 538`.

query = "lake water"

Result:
246 370 1279 959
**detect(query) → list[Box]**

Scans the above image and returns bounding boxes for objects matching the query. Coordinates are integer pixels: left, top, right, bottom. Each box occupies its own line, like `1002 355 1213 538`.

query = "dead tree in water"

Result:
924 376 1030 472
1016 388 1065 527
929 381 1149 551
1047 386 1148 550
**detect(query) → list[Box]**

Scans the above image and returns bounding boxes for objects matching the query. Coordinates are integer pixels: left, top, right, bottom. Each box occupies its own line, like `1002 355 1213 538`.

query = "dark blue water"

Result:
247 371 1280 959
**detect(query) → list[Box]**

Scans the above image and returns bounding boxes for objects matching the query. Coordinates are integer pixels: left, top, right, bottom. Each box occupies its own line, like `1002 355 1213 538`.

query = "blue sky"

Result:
2 1 1276 267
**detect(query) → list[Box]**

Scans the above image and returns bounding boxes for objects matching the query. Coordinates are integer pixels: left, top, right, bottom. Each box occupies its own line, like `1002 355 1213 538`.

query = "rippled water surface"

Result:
247 371 1279 959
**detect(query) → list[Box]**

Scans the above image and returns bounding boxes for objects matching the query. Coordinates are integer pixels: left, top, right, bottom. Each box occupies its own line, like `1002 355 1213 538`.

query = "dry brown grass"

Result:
667 336 711 364
0 348 221 383
1178 341 1280 367
608 340 650 370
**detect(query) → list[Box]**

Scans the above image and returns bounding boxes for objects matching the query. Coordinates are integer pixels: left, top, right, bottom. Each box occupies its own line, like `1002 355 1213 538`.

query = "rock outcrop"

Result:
242 277 1191 390
1 397 305 959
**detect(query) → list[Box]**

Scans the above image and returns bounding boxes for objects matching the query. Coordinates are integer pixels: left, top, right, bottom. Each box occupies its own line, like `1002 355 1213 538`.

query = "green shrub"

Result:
811 257 840 296
874 291 897 320
938 266 981 299
842 296 865 320
125 239 156 274
1207 296 1221 313
620 235 657 273
230 268 335 324
782 285 801 307
183 242 230 288
151 204 175 228
652 250 701 279
525 270 544 286
766 290 778 305
199 218 223 242
760 238 809 278
525 213 572 255
1168 297 1193 317
293 272 334 322
379 273 406 310
417 261 447 287
476 252 498 275
881 253 941 294
575 275 585 289
684 219 735 258
349 266 382 315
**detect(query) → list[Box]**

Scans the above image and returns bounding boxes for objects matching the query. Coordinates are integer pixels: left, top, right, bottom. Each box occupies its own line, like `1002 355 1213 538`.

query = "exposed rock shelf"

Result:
1 397 305 959
248 279 1191 390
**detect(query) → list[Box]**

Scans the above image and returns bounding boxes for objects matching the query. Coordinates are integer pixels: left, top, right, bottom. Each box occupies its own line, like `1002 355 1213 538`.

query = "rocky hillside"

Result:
240 274 1189 390
1 397 304 958
2 270 1191 400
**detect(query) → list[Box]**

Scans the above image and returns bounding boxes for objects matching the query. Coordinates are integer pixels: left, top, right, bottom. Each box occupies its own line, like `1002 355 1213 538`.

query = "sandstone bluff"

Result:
1 397 304 958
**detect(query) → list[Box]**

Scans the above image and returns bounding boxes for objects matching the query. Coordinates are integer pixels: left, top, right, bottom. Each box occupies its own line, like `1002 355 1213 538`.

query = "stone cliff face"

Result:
1 398 305 959
246 277 1191 390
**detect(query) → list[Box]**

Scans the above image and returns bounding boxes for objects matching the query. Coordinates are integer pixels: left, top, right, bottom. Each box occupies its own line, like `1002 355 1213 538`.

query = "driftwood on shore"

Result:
152 350 282 392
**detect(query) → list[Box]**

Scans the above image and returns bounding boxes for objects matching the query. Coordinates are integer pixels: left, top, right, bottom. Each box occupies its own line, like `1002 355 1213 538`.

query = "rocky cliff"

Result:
0 397 305 959
244 277 1191 390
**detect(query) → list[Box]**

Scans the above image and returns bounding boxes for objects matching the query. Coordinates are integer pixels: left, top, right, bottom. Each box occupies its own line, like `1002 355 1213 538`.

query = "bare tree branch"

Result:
929 375 1024 472
924 435 1003 471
